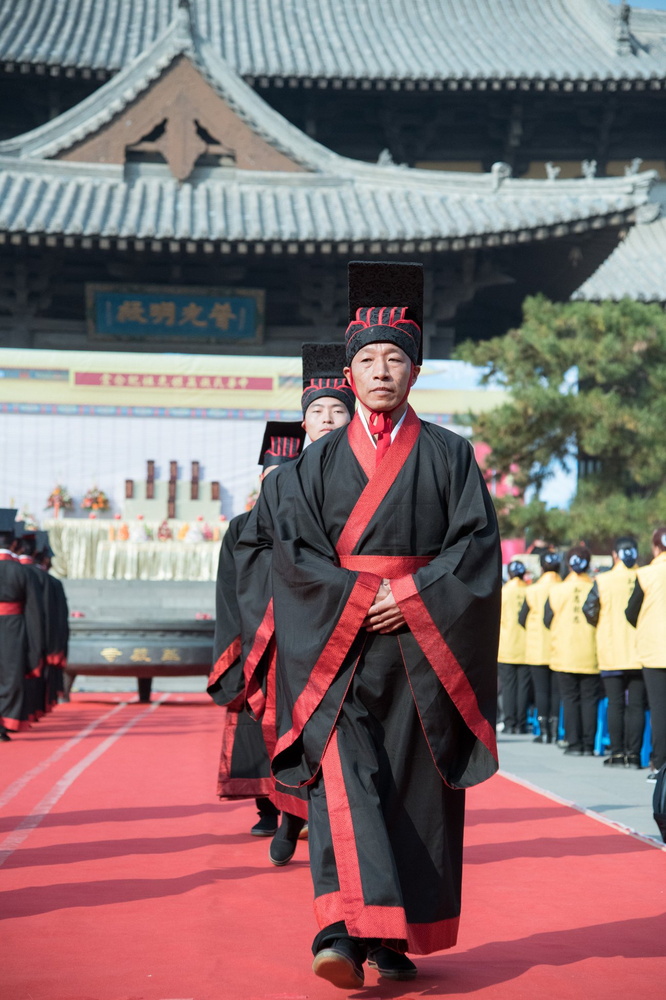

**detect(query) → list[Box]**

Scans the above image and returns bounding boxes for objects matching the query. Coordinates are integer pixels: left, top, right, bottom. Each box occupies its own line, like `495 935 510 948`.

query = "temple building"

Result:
0 0 665 357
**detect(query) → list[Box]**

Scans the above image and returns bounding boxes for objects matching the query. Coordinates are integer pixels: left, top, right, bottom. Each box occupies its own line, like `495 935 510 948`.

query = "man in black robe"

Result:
15 524 52 718
235 343 355 865
269 262 501 987
207 423 305 836
34 531 69 706
0 509 44 739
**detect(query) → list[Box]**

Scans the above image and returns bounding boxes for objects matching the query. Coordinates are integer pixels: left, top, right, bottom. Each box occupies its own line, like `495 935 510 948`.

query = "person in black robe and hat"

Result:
268 262 501 987
34 530 69 706
235 343 355 866
0 509 44 739
208 422 306 836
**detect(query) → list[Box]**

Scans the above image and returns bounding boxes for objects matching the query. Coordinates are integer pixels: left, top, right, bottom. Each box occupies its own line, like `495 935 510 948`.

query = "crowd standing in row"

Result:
498 534 666 781
0 517 69 740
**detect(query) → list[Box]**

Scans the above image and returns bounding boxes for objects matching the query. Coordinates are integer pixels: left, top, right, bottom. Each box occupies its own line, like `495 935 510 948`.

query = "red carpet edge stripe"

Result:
0 700 130 810
0 694 169 867
500 768 666 852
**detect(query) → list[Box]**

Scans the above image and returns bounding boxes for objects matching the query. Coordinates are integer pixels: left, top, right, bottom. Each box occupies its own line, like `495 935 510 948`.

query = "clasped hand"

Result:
363 578 407 633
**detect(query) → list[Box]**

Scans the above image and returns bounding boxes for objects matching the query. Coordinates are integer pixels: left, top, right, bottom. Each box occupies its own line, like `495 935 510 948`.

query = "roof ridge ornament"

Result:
545 161 561 181
490 161 511 192
377 148 406 170
616 2 635 56
625 157 643 176
581 159 597 180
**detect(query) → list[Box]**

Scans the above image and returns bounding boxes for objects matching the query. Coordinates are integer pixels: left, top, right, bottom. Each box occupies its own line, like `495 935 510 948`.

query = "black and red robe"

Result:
207 512 272 799
270 406 500 953
0 555 44 731
45 572 69 704
234 467 309 820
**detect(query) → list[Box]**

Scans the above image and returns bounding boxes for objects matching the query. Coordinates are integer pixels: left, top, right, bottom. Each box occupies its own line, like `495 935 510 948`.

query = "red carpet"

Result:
1 693 664 1000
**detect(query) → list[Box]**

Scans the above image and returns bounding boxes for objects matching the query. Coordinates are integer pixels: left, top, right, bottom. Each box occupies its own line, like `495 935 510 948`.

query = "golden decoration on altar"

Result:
129 647 152 663
100 647 123 663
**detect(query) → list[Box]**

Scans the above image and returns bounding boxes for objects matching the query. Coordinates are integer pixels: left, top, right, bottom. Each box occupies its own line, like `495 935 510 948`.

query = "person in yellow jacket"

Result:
582 536 645 768
498 561 531 734
626 526 666 781
518 551 562 744
544 545 600 756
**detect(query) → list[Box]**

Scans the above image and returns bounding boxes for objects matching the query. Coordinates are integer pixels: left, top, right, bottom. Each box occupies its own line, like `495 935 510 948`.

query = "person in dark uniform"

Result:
207 423 306 836
0 509 44 740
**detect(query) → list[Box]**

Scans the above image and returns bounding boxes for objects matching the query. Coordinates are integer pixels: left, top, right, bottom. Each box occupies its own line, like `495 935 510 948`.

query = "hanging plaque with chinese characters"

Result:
86 283 265 344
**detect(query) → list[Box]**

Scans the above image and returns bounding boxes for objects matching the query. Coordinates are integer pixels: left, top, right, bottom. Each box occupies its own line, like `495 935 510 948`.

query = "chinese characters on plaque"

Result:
86 284 264 343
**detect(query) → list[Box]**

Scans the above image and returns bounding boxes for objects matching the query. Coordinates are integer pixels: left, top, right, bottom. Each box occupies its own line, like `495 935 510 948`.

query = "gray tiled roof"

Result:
573 201 666 301
0 12 337 169
2 0 666 86
0 156 654 247
0 6 655 249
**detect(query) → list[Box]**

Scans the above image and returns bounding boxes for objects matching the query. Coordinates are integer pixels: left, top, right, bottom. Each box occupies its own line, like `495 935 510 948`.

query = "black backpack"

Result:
653 763 666 843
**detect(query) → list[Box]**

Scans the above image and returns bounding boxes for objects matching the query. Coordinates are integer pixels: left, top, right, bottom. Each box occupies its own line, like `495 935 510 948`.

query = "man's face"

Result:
344 343 419 412
303 396 351 441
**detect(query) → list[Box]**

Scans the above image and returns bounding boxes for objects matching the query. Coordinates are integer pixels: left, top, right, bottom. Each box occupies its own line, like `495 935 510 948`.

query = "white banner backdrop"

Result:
0 411 266 522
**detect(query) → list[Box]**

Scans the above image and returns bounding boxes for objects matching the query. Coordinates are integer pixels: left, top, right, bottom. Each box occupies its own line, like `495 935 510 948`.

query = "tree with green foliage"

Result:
455 295 666 552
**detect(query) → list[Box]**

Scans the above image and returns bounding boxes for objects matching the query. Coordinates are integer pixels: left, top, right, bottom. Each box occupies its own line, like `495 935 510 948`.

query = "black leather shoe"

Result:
604 753 626 767
269 812 305 866
564 746 583 756
0 729 11 742
250 813 279 837
313 939 364 989
583 748 595 756
367 946 417 981
625 753 643 769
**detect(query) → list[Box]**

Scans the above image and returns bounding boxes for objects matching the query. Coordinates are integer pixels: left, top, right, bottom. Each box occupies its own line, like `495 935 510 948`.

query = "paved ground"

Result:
498 730 660 844
70 674 662 846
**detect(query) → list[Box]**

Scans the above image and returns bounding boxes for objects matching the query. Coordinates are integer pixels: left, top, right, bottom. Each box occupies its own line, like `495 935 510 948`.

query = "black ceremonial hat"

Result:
301 343 355 419
0 508 18 534
346 261 424 365
258 421 306 470
13 521 25 539
35 530 54 557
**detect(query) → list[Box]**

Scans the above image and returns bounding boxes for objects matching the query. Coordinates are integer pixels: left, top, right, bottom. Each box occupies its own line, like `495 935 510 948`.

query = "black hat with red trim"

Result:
258 421 306 471
301 343 355 419
345 261 424 366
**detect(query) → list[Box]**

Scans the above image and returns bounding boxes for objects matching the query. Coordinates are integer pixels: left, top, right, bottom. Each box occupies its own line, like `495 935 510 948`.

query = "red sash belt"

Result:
0 601 23 615
338 555 432 577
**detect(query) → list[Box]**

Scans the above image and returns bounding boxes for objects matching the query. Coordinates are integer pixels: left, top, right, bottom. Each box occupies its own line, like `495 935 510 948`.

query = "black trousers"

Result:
642 668 666 770
557 672 601 752
530 664 560 721
498 662 532 730
602 672 646 757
